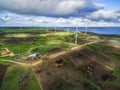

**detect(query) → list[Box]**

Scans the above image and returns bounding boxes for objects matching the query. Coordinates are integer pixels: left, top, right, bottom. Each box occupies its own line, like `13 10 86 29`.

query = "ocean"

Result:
62 27 120 35
0 27 120 35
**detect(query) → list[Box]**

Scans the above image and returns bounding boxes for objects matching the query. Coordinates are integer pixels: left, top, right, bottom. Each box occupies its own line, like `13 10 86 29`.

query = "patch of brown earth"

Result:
103 86 120 90
4 38 35 44
34 58 89 90
46 48 63 54
0 65 9 87
80 48 120 68
34 45 116 90
64 48 113 87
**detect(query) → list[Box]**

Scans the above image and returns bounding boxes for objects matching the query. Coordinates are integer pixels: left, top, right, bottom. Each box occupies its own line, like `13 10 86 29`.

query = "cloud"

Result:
87 10 120 22
0 0 104 17
0 12 120 27
0 0 120 27
55 18 70 24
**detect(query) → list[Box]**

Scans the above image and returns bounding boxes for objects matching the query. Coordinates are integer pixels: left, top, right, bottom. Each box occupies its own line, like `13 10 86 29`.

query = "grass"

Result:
0 28 48 33
5 34 30 38
31 45 60 54
40 32 73 37
0 31 75 56
87 42 120 60
0 29 86 57
0 56 14 60
6 43 34 55
0 65 41 90
1 36 74 56
0 61 12 65
107 68 120 87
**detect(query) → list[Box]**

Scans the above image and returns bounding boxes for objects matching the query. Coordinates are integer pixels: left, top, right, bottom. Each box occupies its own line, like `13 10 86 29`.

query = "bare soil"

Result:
34 58 91 90
80 48 119 68
0 64 9 87
64 48 113 87
46 48 63 55
4 38 35 44
103 86 120 90
33 46 100 90
33 42 118 89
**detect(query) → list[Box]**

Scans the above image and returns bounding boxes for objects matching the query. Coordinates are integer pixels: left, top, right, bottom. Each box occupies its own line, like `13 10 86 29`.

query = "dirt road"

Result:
49 41 99 59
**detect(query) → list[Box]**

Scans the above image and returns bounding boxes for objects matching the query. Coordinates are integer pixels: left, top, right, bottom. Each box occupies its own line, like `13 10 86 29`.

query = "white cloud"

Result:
0 0 103 17
55 18 69 24
0 12 120 27
88 10 120 22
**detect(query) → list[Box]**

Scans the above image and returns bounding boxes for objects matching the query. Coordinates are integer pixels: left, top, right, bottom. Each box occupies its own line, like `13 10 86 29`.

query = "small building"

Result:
26 53 41 61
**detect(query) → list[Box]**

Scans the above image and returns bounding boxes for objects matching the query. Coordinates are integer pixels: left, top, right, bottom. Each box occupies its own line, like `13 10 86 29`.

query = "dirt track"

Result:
49 41 99 59
0 65 8 87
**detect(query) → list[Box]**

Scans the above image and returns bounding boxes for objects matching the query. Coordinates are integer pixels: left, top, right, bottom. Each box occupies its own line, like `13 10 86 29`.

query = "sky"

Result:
0 0 120 27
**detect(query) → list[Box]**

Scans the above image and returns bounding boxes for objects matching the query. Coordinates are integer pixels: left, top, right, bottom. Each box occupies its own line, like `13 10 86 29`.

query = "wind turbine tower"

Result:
47 27 49 32
55 27 57 32
20 26 22 30
85 26 87 36
67 28 69 33
85 22 89 36
75 25 78 46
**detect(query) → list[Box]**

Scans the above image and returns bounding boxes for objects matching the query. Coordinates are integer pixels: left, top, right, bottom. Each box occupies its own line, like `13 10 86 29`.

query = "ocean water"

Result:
62 27 120 35
0 27 120 35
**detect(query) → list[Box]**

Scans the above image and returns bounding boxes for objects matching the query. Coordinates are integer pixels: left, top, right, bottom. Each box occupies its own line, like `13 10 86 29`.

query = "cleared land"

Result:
0 28 120 90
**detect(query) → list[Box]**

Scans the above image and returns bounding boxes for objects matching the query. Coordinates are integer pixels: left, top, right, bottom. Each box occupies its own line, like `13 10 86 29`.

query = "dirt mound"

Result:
4 38 35 44
47 48 63 54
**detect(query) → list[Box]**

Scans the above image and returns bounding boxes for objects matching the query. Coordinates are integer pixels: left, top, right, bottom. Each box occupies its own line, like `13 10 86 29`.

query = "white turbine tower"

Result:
47 27 49 32
67 28 69 33
21 26 22 30
75 25 78 46
55 27 57 32
85 26 87 36
85 22 89 36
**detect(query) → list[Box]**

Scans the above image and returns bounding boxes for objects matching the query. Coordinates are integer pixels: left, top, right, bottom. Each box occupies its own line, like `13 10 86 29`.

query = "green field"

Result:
1 65 40 90
0 29 77 60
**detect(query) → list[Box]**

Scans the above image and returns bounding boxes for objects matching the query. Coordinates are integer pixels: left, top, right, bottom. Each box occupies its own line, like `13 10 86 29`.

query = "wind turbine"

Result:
20 26 22 30
85 22 89 36
55 27 57 32
75 25 78 46
85 26 87 36
67 28 69 33
47 27 49 32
